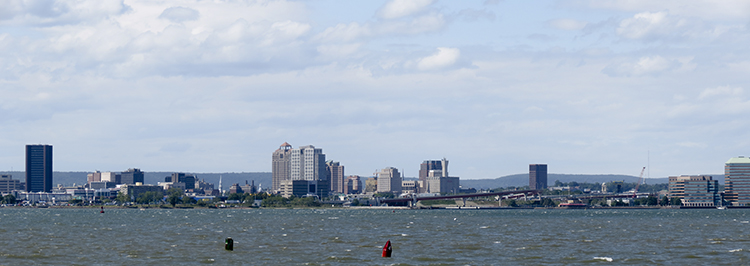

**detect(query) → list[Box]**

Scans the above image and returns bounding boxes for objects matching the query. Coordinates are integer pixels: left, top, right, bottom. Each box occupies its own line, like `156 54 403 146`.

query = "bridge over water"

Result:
378 189 541 207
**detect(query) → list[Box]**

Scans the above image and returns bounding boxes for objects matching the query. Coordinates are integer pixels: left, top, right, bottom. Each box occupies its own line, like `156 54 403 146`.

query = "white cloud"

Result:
616 11 672 39
602 56 680 76
379 0 434 19
699 86 743 99
548 18 588 30
417 47 460 71
159 6 199 23
581 0 750 21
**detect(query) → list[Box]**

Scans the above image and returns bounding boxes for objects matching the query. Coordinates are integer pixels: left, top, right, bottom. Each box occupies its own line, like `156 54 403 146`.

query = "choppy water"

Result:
0 208 749 265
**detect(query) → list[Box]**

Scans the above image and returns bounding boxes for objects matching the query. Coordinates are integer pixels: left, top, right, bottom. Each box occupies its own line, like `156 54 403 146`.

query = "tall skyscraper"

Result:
419 160 443 183
529 164 548 190
26 144 53 192
377 167 402 194
327 161 344 194
272 142 293 192
120 168 144 184
291 145 326 182
725 156 750 206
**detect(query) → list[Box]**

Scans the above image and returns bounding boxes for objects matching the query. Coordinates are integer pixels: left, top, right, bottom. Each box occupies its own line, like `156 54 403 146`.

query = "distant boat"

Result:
717 206 727 210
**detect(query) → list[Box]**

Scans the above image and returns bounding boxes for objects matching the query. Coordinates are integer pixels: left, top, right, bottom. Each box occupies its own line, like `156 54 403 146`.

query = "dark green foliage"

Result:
115 192 130 203
670 197 682 206
373 192 395 198
540 198 556 207
227 193 243 201
633 195 659 206
136 191 164 204
167 188 184 207
260 195 322 207
1 194 16 204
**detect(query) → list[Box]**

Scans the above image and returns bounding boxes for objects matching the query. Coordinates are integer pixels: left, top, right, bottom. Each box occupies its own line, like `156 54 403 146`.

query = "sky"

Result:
2 0 750 179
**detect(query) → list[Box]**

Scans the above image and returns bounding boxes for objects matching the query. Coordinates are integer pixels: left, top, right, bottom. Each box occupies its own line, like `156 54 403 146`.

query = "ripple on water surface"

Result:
0 208 749 264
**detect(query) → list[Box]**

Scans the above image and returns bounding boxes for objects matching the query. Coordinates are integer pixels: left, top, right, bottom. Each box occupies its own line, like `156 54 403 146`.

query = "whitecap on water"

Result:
594 256 613 262
729 249 743 252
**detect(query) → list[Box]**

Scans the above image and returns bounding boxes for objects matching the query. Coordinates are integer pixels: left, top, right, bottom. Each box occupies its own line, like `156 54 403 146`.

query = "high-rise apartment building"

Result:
668 175 720 207
529 164 548 190
120 168 144 184
725 156 750 206
272 142 293 192
26 144 53 192
291 145 326 181
327 161 344 194
377 167 402 194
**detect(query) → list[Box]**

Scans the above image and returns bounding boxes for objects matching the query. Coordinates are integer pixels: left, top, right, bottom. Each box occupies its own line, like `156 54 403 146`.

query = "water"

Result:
0 208 749 265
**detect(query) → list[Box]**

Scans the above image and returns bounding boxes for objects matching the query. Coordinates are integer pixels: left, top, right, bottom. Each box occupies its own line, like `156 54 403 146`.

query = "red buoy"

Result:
100 207 104 213
382 240 392 257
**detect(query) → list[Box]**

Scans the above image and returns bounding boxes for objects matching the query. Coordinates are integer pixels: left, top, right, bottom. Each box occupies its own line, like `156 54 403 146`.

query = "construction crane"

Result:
633 167 646 198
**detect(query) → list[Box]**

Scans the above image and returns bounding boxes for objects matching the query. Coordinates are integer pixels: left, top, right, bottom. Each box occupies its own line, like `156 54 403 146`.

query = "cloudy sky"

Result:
2 0 750 179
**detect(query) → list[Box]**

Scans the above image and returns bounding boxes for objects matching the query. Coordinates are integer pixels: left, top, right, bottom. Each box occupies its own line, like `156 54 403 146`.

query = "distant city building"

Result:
195 179 215 191
0 174 22 193
344 175 362 195
120 168 144 185
272 142 293 193
279 180 322 198
529 164 548 190
365 177 377 193
15 192 71 203
725 156 750 206
290 145 328 197
228 183 243 194
327 161 344 194
87 171 101 184
419 160 444 185
377 167 402 194
668 175 720 207
421 158 459 194
168 173 196 190
240 180 256 194
120 183 162 201
401 180 417 194
26 144 53 192
88 181 116 190
100 172 121 184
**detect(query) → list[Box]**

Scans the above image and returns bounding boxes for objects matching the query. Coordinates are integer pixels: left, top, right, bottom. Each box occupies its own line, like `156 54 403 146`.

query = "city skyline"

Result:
2 1 749 179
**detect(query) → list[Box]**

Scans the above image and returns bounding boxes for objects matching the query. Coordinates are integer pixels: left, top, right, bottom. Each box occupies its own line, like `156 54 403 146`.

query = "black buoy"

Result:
382 240 392 257
225 237 234 251
100 206 104 213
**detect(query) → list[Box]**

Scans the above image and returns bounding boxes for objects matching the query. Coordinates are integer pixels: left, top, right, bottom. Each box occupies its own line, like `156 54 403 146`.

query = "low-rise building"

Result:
401 180 417 194
0 174 22 193
669 175 720 207
279 180 313 198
